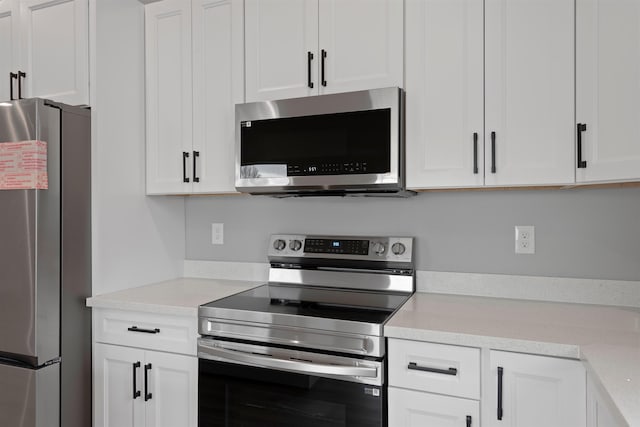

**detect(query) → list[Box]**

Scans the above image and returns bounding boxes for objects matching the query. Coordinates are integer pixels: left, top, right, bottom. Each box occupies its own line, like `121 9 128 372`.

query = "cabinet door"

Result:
94 343 145 427
388 387 479 427
587 374 626 427
0 0 19 102
145 350 198 427
405 0 484 189
145 0 193 195
19 0 88 105
484 0 574 186
318 0 403 95
576 0 640 182
245 0 318 101
486 351 586 427
192 0 243 194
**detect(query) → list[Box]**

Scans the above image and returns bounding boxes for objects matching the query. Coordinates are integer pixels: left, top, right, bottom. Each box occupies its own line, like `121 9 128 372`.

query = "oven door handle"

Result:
199 342 378 378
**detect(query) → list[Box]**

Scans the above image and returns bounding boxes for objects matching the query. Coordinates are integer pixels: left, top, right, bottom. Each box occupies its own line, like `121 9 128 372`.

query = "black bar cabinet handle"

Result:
193 151 200 183
473 132 479 174
466 415 472 427
128 326 160 334
321 49 327 87
182 152 190 183
577 123 588 168
132 361 141 399
17 71 26 99
491 131 497 173
307 51 314 89
407 362 458 376
497 366 504 420
9 72 17 100
144 363 153 401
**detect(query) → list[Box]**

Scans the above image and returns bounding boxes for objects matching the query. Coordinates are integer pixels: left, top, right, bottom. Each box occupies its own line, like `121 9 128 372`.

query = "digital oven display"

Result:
304 239 369 255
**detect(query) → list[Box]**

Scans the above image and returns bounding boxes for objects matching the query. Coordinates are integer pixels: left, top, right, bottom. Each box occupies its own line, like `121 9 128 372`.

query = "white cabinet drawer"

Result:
388 339 481 400
93 309 198 356
388 386 480 427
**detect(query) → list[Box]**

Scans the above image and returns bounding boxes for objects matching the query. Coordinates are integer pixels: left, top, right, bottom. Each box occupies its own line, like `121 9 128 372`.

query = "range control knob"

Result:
372 242 386 255
391 242 406 255
289 239 302 251
273 239 286 251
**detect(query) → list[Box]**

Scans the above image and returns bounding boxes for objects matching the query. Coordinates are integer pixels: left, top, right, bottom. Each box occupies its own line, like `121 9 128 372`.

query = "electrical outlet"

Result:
211 223 224 245
515 225 535 254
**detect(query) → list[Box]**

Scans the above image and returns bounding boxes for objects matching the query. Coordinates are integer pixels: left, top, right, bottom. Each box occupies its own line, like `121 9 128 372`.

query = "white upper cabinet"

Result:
191 0 244 194
484 0 575 186
0 0 88 104
576 0 640 183
0 0 19 102
405 0 484 188
145 0 242 195
407 0 575 189
145 0 193 195
244 0 403 102
20 0 89 105
317 0 403 95
244 0 317 102
485 350 586 427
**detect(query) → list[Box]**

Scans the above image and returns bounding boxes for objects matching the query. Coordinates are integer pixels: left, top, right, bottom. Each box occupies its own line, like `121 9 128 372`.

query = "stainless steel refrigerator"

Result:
0 98 91 427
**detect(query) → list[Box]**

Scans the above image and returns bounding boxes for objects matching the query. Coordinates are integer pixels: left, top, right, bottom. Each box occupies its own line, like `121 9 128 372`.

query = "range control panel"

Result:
268 234 413 263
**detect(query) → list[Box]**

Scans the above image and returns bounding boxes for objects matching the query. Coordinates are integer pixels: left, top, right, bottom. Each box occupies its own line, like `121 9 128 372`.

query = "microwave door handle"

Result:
198 342 377 378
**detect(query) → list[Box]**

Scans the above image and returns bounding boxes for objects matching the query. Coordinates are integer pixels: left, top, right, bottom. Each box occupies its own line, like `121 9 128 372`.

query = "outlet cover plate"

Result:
515 225 535 254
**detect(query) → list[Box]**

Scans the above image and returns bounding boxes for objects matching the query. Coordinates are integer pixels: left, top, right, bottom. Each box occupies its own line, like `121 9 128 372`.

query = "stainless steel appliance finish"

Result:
198 233 414 368
235 87 411 196
0 98 91 427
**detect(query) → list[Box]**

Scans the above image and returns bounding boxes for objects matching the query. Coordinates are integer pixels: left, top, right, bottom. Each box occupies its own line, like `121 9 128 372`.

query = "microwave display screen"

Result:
240 109 391 177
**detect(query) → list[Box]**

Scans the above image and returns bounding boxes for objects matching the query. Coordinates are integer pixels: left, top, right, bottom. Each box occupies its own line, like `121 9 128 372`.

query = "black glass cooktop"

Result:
201 284 411 325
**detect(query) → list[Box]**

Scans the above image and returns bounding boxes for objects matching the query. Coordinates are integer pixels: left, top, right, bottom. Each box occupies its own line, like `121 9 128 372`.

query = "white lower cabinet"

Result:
484 350 586 427
388 340 588 427
93 309 198 427
389 387 479 427
388 339 481 427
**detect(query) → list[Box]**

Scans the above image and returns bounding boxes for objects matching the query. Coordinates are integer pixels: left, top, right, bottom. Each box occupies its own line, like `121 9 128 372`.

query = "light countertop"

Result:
385 293 640 427
86 277 262 316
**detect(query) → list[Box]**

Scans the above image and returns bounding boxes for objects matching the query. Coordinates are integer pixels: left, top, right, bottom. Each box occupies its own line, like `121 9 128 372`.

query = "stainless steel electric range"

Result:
197 234 415 427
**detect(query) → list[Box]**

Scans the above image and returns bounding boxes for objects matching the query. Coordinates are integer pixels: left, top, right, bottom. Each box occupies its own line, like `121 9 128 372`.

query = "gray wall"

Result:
186 187 640 281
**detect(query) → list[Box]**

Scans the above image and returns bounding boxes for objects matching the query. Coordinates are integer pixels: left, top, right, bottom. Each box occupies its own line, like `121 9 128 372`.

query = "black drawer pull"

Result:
407 362 458 376
321 49 327 87
132 361 141 399
491 131 497 173
497 366 504 420
144 363 153 401
307 51 314 88
128 326 160 334
466 415 472 427
193 150 200 183
9 72 18 100
473 132 479 174
577 123 587 168
17 71 26 99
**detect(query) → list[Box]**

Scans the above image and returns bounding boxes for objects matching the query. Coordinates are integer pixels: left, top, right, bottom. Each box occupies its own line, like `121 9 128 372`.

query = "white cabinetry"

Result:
587 374 626 427
145 0 243 195
406 0 574 189
0 0 89 104
0 0 19 102
93 309 198 427
576 0 640 183
244 0 403 102
388 339 481 427
485 350 586 427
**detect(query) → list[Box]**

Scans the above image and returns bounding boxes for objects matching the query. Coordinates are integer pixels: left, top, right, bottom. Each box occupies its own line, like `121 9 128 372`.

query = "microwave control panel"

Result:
287 161 372 176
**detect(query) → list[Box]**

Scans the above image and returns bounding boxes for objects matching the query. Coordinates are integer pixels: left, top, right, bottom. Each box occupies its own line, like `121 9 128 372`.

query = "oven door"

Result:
198 339 386 427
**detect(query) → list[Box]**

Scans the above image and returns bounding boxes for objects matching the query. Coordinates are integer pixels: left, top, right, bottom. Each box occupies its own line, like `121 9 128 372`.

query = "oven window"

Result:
240 108 391 177
199 359 385 427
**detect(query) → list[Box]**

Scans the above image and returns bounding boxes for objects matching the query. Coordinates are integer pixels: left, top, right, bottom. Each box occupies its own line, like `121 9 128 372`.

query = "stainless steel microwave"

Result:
234 87 410 196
